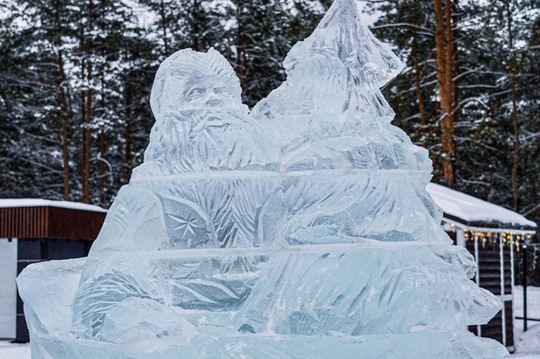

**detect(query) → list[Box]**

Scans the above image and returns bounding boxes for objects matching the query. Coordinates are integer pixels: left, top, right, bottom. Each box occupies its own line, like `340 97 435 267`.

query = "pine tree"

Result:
89 0 155 204
521 18 540 219
367 0 443 178
453 0 539 219
365 0 540 223
0 0 158 206
0 0 79 200
223 0 288 106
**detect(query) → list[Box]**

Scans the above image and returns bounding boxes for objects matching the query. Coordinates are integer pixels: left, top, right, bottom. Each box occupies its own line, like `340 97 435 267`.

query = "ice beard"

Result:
17 1 510 358
133 108 280 177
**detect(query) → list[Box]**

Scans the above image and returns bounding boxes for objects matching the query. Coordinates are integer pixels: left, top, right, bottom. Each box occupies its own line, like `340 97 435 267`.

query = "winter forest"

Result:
0 0 539 222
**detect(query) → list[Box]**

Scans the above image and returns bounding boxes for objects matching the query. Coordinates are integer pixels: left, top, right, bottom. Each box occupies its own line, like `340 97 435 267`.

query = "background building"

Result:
0 199 106 342
428 183 537 352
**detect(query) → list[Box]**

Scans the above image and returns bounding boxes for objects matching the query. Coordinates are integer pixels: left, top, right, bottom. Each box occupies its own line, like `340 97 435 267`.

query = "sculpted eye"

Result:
187 87 205 101
213 86 228 95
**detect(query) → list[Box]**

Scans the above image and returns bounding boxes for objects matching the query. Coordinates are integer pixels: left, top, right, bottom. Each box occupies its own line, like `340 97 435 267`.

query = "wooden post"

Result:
523 244 528 331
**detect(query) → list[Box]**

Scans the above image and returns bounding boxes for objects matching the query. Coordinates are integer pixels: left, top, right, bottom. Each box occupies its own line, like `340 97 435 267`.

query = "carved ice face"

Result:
161 71 236 112
180 75 236 110
150 48 244 119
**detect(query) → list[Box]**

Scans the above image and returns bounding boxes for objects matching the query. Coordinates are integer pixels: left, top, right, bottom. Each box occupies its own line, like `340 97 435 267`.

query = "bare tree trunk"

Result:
192 0 200 51
452 1 460 123
412 30 426 127
98 60 106 205
124 78 132 184
434 0 456 187
159 0 170 56
506 0 520 211
81 0 93 204
235 5 248 93
404 1 426 128
61 119 70 200
54 0 71 201
99 129 105 204
80 54 87 199
531 183 538 218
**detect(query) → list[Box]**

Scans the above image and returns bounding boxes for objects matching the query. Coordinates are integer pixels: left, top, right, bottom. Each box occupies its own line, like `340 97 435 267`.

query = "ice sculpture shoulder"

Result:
17 1 510 358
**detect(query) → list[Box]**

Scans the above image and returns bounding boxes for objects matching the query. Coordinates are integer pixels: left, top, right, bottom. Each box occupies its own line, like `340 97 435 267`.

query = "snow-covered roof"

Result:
0 199 107 213
427 183 536 229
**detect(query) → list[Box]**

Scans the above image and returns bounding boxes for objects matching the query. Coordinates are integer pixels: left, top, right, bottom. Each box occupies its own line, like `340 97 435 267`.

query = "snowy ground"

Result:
514 286 540 356
0 341 31 359
1 338 539 359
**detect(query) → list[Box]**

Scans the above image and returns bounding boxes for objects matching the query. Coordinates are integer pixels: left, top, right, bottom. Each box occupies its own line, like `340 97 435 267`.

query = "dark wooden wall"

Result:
0 206 105 240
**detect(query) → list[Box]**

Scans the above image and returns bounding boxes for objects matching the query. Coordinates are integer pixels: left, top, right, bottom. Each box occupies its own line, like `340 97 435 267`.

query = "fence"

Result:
514 243 540 331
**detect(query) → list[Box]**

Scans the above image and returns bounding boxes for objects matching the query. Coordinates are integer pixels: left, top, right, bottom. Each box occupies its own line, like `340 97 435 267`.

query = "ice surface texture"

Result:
18 0 509 357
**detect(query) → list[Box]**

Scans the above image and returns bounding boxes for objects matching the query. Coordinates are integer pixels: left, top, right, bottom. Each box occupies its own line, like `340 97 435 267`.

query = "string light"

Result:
447 226 534 247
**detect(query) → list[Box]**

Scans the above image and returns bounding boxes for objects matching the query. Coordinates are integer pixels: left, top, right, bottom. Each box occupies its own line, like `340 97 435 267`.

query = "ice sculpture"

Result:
17 0 510 358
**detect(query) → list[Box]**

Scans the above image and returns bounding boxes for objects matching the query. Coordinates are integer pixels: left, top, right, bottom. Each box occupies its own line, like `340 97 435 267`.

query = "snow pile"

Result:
0 198 106 213
515 324 540 356
427 183 536 228
0 341 31 359
514 286 540 356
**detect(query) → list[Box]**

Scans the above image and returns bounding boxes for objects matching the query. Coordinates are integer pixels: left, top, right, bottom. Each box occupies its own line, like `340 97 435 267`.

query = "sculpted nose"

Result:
206 98 223 107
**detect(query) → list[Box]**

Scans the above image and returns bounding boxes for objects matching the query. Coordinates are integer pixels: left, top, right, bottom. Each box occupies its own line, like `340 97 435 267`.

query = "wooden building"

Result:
427 183 537 352
0 199 106 342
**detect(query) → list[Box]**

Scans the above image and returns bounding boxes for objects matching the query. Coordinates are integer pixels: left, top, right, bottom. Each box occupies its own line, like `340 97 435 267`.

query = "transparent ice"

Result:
17 0 509 357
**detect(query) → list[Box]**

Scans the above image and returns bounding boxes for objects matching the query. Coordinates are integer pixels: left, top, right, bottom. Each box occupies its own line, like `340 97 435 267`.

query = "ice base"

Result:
17 171 509 358
18 249 508 359
31 331 508 359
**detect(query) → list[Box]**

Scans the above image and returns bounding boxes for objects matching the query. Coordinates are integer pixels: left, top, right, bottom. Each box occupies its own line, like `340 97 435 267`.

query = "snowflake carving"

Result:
169 213 201 237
